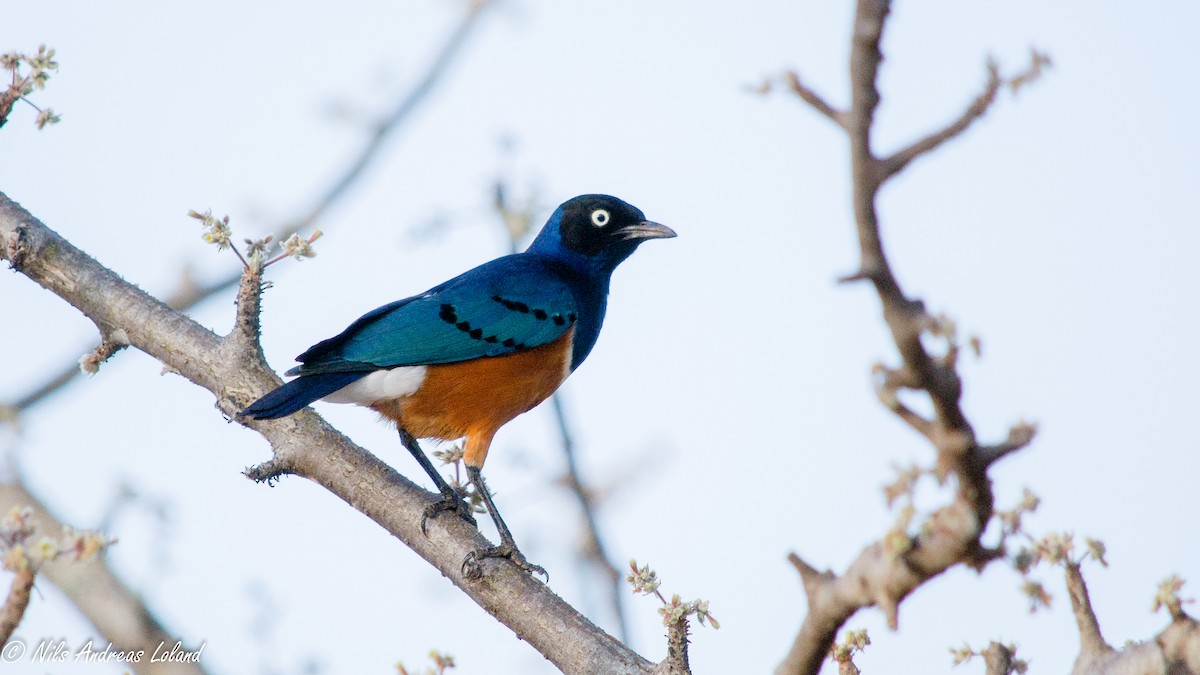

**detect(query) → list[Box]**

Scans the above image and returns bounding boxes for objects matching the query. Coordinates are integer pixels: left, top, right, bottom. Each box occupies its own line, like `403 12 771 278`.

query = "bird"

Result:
240 194 675 578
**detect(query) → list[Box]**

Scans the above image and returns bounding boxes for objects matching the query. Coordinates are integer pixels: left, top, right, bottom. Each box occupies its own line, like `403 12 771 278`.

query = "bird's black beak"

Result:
616 220 677 242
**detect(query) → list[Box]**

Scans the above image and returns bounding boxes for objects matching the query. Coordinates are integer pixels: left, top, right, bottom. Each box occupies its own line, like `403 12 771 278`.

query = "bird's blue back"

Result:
288 251 608 376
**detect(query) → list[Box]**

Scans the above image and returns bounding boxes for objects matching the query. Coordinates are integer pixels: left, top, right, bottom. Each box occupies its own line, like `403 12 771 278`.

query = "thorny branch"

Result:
1 194 655 674
775 2 1046 673
627 560 717 674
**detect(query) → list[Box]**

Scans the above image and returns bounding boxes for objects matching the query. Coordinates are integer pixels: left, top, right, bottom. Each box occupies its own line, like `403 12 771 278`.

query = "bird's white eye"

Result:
591 209 610 227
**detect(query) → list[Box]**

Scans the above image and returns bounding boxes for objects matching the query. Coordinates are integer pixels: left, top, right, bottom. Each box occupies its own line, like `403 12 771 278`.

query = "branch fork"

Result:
774 3 1048 673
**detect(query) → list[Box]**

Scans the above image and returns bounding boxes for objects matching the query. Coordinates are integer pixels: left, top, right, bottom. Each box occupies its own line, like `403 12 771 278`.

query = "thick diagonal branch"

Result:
1 193 651 675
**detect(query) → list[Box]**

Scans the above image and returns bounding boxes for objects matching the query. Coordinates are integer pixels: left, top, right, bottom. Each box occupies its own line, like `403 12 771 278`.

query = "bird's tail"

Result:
239 372 367 420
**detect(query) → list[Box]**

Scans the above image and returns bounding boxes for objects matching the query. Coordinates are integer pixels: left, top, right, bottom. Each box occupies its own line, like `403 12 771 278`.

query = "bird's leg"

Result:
396 428 477 533
460 465 547 580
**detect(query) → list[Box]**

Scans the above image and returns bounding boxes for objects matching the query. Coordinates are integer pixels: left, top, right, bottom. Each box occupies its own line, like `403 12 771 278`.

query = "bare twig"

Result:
879 49 1051 182
783 71 847 129
878 60 1001 181
79 330 130 375
552 395 631 642
1 1 494 420
872 363 935 440
978 420 1038 467
295 1 494 234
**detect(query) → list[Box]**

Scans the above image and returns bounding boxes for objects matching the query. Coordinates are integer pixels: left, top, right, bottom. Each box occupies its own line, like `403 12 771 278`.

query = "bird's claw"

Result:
420 493 477 535
461 543 548 581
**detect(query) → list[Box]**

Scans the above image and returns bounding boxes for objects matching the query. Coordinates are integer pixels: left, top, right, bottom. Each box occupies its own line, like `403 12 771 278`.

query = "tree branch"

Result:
775 3 1043 673
0 568 34 646
978 420 1038 467
292 0 494 234
1063 566 1200 675
1 193 652 674
0 479 209 675
877 61 1001 181
650 618 690 675
878 49 1051 182
982 642 1014 675
1065 562 1114 668
551 395 630 643
783 71 847 129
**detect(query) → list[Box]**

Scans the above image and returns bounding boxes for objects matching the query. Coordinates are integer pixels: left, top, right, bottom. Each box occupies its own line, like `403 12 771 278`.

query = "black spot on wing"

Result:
435 297 570 352
492 295 561 323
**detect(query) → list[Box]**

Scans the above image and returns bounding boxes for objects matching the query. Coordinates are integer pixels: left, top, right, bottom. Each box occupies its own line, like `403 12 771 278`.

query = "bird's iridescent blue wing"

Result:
288 255 578 374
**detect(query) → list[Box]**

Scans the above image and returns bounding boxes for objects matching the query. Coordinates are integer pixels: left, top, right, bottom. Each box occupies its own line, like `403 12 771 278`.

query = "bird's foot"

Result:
420 492 477 535
461 542 548 581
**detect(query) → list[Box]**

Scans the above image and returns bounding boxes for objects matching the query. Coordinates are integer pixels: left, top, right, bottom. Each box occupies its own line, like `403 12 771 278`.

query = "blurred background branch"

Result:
0 0 495 424
775 2 1042 672
0 475 208 675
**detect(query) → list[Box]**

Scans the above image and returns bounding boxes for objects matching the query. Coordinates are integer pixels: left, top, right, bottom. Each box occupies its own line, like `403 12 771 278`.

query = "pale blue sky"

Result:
2 2 1198 673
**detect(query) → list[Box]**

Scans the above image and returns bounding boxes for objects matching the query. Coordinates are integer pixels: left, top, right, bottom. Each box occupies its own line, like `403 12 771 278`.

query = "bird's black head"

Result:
528 194 676 270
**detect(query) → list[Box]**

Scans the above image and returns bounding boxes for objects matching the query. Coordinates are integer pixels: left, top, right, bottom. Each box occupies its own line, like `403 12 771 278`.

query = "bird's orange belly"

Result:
370 328 574 466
